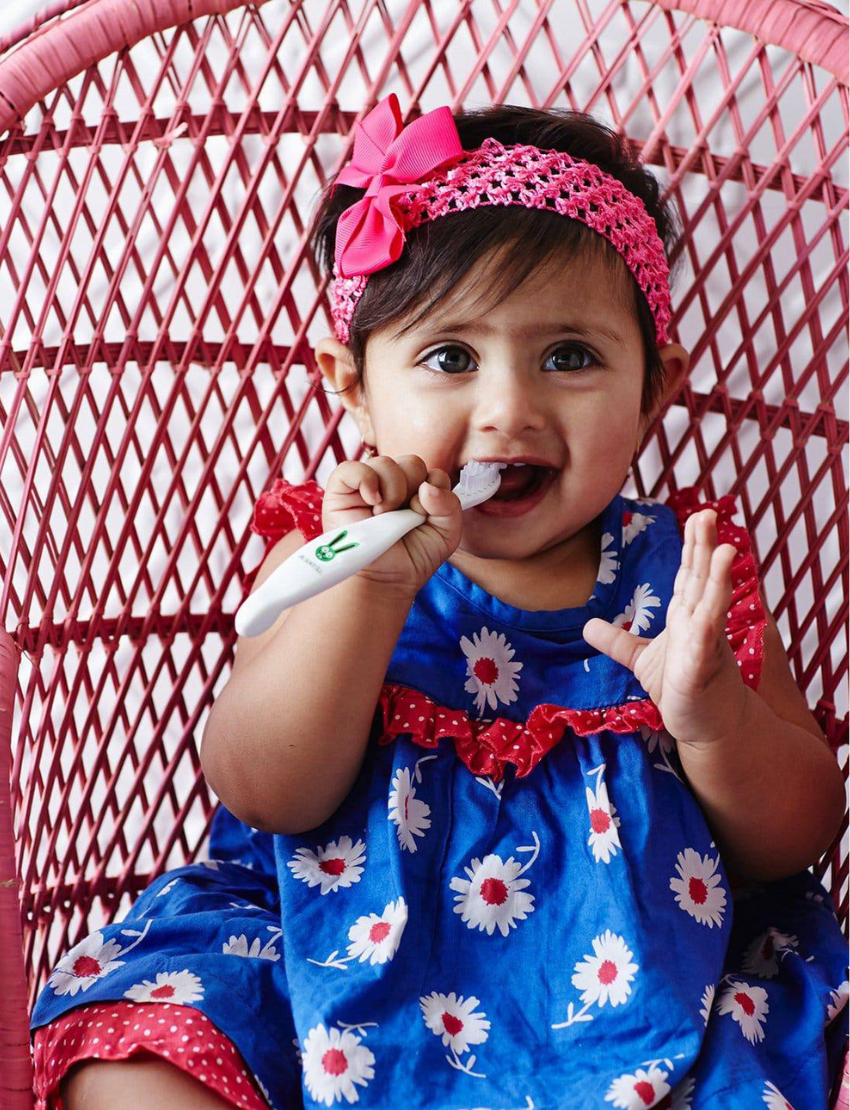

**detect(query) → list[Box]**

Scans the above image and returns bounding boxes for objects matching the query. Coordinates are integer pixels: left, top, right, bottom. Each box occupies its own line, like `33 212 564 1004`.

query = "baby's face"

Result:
352 246 670 560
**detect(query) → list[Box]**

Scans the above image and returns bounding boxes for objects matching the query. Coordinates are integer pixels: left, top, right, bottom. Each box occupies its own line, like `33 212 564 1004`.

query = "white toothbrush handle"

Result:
235 507 424 637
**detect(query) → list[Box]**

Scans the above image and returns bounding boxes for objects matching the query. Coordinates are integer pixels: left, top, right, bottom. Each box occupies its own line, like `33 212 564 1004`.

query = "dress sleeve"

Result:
250 478 325 547
664 485 767 692
240 478 325 600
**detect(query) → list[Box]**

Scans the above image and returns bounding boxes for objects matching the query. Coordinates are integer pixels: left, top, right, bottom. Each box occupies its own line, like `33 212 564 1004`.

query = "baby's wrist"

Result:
673 681 752 752
347 570 420 608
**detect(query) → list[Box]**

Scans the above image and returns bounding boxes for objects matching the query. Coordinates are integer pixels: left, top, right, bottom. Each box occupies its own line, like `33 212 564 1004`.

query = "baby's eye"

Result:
417 343 599 377
544 345 599 373
418 345 473 375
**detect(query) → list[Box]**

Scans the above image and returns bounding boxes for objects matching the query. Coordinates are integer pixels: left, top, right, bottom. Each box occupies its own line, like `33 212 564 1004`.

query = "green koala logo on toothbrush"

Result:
314 530 360 562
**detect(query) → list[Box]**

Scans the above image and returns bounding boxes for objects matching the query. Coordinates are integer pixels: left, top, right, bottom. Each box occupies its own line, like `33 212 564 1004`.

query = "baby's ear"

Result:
312 337 374 441
639 342 691 438
313 336 354 388
657 342 691 403
314 337 360 402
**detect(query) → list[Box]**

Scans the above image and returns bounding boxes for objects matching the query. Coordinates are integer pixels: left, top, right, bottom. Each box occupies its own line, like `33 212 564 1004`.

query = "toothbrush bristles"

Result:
459 459 500 493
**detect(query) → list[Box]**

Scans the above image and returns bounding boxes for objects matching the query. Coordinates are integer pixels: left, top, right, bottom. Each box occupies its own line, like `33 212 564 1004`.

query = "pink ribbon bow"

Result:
332 93 465 278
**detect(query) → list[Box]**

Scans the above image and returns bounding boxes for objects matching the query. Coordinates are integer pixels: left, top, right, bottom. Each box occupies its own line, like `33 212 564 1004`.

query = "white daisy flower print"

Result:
605 1062 671 1108
585 772 622 864
301 1023 375 1106
763 1081 796 1109
597 531 619 584
763 1078 798 1105
47 931 127 996
254 1074 276 1109
287 835 366 895
622 509 656 546
639 724 675 756
571 930 639 1009
420 990 491 1056
699 983 716 1025
124 969 205 1004
223 927 282 962
347 898 408 965
669 848 727 928
613 583 662 634
716 978 769 1043
740 927 798 979
669 1076 697 1108
460 626 523 715
827 979 849 1023
388 767 431 852
637 725 682 782
449 847 537 937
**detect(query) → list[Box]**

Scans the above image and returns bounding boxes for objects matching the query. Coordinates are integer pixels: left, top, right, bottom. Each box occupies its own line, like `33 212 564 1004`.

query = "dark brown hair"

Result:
310 104 684 415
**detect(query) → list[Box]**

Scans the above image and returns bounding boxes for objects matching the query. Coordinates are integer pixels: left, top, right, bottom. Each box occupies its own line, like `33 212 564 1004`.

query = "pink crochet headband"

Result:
328 93 672 347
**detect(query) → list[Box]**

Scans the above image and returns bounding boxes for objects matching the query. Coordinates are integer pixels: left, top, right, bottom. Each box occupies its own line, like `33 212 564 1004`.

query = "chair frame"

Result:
0 1 846 1106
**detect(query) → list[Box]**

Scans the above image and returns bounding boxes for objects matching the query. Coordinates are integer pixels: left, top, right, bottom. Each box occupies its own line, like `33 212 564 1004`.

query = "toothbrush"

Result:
235 459 508 637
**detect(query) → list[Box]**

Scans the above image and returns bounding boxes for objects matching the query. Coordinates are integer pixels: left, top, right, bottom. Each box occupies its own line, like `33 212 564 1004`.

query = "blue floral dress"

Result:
30 480 848 1110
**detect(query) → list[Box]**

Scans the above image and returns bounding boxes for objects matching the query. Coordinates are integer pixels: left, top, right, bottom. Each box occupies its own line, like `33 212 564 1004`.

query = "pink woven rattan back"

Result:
0 1 846 1105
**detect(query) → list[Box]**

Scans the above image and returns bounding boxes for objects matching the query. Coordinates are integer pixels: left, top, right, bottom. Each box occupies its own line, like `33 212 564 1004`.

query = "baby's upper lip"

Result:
450 455 560 482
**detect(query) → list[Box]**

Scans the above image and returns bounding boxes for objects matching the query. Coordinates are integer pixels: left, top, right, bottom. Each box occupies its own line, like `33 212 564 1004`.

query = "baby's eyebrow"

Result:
405 319 627 349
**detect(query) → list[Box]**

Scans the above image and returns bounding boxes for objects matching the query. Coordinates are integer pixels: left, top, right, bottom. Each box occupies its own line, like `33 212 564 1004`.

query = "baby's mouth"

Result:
491 464 557 501
450 462 558 500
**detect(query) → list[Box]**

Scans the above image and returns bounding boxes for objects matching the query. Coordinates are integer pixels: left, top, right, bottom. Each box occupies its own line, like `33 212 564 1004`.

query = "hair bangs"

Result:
382 208 630 344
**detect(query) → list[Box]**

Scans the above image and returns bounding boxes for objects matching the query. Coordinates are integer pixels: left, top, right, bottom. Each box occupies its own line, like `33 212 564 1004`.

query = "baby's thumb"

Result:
410 473 463 542
583 618 645 673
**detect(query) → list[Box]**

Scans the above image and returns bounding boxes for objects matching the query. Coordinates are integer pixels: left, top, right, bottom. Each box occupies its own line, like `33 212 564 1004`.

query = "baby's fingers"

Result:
582 618 650 674
409 469 460 520
681 510 718 611
691 542 737 638
330 459 385 507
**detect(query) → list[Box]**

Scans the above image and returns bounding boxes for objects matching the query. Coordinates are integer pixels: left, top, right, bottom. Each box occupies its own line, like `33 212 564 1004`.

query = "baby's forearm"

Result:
202 576 414 835
677 685 845 882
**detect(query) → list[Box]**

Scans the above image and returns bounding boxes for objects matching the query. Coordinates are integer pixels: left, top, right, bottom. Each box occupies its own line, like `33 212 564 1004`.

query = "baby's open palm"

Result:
583 509 747 747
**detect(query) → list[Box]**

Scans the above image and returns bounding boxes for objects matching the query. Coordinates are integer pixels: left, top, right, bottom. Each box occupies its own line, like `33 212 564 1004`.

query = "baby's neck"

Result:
448 513 603 612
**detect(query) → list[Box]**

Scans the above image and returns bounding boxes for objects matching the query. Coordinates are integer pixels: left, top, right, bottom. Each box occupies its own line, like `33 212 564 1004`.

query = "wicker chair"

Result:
0 0 846 1106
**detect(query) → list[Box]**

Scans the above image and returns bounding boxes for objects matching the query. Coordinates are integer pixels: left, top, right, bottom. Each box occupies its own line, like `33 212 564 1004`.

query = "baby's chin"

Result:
453 501 601 564
451 525 561 564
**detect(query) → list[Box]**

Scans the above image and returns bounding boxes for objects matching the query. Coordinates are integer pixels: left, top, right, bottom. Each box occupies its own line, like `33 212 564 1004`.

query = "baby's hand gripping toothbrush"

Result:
235 459 508 637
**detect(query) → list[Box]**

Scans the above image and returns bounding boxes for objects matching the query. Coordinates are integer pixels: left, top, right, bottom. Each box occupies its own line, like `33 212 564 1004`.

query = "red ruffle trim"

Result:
247 479 767 782
241 477 324 596
249 477 325 547
374 683 668 782
666 486 767 693
32 1001 268 1110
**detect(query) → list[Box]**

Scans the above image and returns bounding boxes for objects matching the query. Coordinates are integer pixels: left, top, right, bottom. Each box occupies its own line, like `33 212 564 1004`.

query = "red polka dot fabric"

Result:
32 1001 270 1110
244 477 768 785
243 476 324 597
